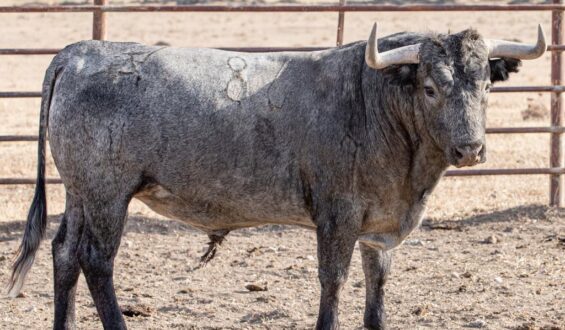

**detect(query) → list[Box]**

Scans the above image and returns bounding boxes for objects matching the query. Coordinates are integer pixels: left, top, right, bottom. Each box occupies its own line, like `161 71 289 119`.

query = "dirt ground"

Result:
0 0 564 329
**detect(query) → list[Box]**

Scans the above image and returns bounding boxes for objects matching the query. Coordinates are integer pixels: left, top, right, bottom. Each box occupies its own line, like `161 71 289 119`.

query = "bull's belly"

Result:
134 185 426 250
134 184 315 233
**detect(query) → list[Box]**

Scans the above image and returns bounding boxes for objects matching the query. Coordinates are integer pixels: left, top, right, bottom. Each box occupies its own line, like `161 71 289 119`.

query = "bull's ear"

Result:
489 57 522 83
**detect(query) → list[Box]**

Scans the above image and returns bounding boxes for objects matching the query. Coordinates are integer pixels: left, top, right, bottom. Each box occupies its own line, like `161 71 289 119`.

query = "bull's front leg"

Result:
360 243 392 330
315 198 362 330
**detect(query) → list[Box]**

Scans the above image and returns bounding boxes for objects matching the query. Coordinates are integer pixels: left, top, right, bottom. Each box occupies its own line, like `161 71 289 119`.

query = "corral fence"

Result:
0 0 563 207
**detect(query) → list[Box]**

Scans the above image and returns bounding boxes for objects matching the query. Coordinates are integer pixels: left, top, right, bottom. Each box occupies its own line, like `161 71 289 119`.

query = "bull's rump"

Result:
47 41 320 230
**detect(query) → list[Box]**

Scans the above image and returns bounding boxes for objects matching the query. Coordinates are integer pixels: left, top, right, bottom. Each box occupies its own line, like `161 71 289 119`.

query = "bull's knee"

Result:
51 217 67 251
318 270 348 295
52 218 79 274
77 234 113 278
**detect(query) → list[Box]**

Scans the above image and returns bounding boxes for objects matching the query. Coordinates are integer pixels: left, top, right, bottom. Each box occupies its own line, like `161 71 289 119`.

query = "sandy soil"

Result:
0 0 563 329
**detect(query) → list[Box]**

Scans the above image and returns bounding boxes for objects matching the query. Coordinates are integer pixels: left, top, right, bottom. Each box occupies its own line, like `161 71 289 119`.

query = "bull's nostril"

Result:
453 142 484 166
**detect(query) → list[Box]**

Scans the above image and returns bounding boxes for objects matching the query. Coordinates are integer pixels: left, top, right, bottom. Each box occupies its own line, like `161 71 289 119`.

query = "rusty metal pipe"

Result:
3 126 564 143
3 45 565 56
93 0 107 40
0 178 62 185
1 4 565 13
336 0 346 46
550 0 564 207
445 168 565 176
2 167 564 185
0 92 41 97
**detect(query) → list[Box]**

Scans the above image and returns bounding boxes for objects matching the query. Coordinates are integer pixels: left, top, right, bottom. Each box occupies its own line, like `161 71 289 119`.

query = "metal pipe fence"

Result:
0 0 563 206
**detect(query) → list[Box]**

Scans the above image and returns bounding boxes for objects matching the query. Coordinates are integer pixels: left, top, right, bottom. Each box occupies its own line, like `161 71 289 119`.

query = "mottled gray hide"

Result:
9 28 521 330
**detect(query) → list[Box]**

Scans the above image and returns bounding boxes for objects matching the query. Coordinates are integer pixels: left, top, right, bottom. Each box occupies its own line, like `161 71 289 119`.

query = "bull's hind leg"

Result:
315 198 362 330
360 244 392 330
52 194 84 330
78 195 131 330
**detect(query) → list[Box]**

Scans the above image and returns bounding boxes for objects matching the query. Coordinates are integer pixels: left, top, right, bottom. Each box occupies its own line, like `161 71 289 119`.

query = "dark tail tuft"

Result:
7 64 60 297
7 177 47 297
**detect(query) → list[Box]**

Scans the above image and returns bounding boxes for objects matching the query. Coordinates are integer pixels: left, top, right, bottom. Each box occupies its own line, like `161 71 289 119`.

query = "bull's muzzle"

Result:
452 142 485 167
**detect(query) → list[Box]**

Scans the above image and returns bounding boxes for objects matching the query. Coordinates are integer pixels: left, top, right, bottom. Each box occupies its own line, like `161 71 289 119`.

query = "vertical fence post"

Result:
551 0 563 207
336 0 346 46
93 0 107 41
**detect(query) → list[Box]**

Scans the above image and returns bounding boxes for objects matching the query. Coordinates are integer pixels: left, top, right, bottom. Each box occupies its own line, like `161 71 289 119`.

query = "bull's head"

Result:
365 24 546 167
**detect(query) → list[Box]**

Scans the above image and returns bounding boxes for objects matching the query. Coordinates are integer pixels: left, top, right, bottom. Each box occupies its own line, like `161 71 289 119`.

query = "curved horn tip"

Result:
535 23 547 57
365 23 421 70
365 22 381 69
538 24 545 38
486 24 547 60
538 24 546 46
369 22 378 43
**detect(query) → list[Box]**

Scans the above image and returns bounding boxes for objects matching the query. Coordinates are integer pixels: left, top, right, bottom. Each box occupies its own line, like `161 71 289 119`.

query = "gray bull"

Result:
8 24 545 329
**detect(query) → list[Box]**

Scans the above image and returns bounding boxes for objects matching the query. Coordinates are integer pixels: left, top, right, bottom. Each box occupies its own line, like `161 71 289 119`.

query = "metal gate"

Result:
0 0 563 207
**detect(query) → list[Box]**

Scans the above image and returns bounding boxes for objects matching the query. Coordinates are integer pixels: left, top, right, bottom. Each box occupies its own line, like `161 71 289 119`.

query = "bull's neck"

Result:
358 64 448 199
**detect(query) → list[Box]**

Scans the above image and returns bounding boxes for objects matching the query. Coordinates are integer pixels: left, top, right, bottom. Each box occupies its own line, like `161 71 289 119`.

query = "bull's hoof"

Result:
364 320 387 330
364 324 386 330
315 312 340 330
363 313 386 330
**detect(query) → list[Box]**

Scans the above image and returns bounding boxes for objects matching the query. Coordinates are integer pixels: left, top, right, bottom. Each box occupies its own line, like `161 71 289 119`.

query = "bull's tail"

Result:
7 63 61 297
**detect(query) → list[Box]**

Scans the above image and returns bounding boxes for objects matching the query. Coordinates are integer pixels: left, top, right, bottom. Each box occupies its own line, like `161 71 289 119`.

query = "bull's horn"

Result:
365 23 421 70
485 24 546 60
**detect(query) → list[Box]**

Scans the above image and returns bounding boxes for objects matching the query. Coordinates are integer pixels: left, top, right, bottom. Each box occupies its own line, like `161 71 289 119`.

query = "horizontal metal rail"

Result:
3 86 564 98
0 47 328 55
549 45 565 51
0 92 41 98
1 167 563 185
0 178 62 185
0 48 61 55
1 4 565 13
486 126 565 133
0 135 40 142
3 45 565 56
445 167 565 176
492 86 565 93
2 126 564 143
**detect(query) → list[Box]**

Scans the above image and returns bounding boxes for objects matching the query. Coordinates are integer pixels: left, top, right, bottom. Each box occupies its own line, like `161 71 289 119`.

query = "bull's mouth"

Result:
452 156 486 168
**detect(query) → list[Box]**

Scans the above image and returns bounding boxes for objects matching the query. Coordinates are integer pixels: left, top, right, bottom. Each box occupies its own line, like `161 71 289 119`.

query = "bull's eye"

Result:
424 86 436 98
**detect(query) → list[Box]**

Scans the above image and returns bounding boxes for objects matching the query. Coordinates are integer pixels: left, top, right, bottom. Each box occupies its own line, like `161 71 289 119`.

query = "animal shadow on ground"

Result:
421 204 563 232
1 204 560 244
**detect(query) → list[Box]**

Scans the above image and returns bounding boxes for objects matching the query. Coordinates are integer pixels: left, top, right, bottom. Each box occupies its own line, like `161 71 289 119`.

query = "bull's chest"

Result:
359 199 426 251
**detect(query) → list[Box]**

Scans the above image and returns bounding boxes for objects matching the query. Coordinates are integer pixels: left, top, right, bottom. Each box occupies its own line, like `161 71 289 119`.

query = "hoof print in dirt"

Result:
483 234 500 244
411 305 429 316
121 304 153 317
